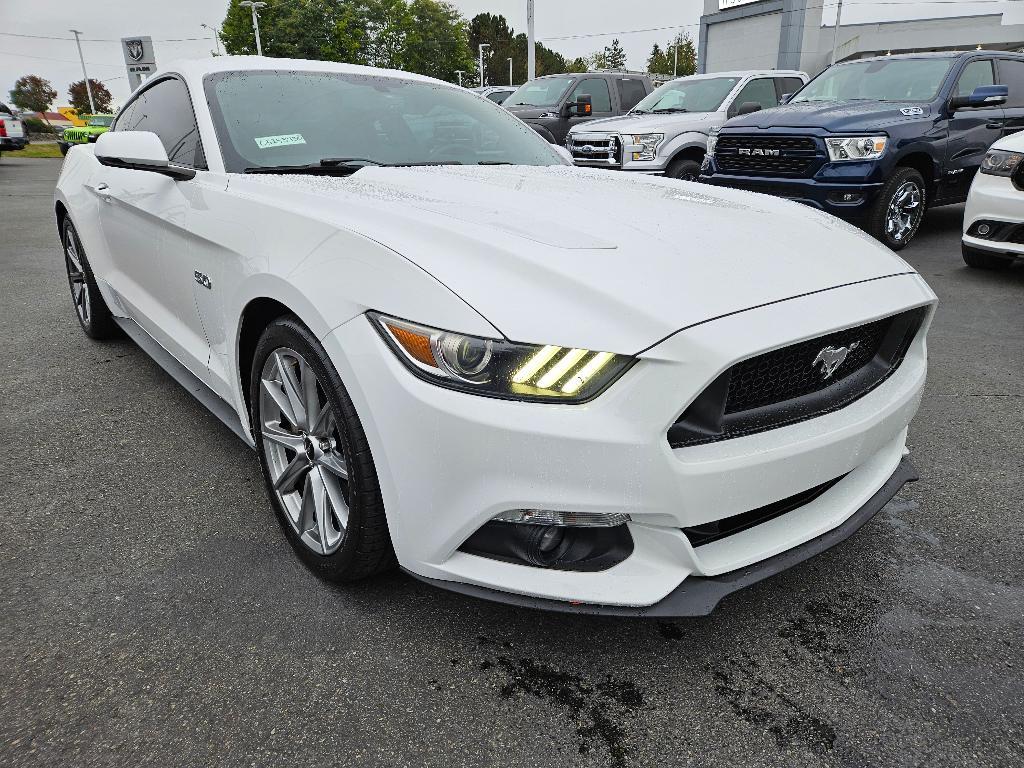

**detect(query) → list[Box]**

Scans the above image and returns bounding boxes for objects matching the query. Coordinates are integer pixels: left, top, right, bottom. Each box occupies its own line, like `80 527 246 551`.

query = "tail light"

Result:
0 120 7 138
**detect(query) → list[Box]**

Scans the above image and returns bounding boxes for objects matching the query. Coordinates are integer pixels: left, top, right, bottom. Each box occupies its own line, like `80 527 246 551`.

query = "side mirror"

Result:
949 84 1008 111
780 92 794 105
737 101 763 116
94 131 196 180
566 94 593 117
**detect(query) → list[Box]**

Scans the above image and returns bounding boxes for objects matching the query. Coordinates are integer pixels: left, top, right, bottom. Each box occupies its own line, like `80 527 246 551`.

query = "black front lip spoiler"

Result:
405 458 918 617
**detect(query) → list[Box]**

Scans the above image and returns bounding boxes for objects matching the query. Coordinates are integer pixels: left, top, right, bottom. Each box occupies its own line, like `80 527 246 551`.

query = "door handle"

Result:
89 182 112 203
95 182 109 191
986 121 1005 129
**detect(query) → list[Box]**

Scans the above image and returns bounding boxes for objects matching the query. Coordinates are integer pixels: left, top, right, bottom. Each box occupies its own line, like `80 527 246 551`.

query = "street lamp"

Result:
240 1 267 56
201 23 222 56
508 57 513 86
478 43 490 88
455 70 464 87
68 29 96 114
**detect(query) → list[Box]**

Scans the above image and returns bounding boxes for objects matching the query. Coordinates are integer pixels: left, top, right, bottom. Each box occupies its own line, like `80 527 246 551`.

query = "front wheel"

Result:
666 157 702 182
866 167 926 250
251 317 395 581
61 217 117 339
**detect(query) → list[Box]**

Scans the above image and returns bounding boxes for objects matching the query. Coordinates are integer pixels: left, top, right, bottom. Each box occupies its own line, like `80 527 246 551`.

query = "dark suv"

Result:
701 51 1024 249
503 72 653 145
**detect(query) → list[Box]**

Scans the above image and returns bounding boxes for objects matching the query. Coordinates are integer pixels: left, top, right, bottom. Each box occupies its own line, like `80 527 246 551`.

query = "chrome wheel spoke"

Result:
274 453 310 494
310 404 336 439
262 422 305 452
261 376 298 427
319 451 348 482
274 351 308 429
320 467 349 532
299 358 320 432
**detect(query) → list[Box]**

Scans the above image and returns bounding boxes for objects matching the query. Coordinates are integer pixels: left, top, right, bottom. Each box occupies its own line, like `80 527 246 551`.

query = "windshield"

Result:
505 76 575 107
205 71 561 173
87 115 113 127
793 58 954 103
631 77 739 113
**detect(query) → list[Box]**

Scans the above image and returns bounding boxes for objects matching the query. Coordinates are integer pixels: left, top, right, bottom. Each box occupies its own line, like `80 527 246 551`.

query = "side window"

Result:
617 78 648 111
777 77 805 99
997 59 1024 108
569 78 612 113
730 78 779 115
123 78 206 168
956 60 995 97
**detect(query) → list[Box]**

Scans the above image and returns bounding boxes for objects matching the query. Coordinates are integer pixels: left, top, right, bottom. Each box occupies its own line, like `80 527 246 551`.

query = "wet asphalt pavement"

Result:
1 157 1022 768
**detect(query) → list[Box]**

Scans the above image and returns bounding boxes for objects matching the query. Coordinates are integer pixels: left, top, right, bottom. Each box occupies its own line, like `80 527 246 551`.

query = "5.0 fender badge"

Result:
194 271 213 290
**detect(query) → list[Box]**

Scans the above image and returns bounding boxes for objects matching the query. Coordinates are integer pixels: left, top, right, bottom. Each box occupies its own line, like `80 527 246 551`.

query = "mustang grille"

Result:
668 306 928 448
715 135 819 176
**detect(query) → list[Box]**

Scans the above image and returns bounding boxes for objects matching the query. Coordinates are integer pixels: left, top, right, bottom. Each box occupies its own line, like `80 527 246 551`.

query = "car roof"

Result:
838 50 1024 66
160 55 445 87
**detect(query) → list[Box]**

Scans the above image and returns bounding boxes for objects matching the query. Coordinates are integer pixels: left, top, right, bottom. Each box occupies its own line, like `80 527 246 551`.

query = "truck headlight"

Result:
625 133 664 162
706 128 718 157
980 149 1024 177
825 136 887 162
369 312 634 403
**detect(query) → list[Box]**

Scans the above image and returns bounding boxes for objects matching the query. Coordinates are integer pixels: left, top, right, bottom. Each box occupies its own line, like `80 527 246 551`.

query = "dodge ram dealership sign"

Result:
121 36 156 91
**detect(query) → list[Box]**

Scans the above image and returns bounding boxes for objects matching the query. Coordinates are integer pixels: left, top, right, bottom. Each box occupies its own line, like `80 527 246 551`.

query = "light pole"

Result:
201 23 222 56
68 29 96 114
508 57 513 86
673 42 679 77
527 0 535 81
455 70 464 87
830 0 845 65
478 43 490 88
240 1 267 56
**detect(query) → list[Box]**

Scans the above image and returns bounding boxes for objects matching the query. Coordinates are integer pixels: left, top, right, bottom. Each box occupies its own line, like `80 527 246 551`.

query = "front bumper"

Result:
323 274 935 610
962 171 1024 258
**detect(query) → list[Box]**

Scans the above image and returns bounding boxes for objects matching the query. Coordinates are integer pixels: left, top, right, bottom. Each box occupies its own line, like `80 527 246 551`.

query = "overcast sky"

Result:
1 0 1015 109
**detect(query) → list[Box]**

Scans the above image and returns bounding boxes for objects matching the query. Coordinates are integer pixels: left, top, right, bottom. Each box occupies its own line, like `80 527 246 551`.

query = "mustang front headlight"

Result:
625 133 664 162
825 136 887 162
980 149 1024 177
369 312 634 402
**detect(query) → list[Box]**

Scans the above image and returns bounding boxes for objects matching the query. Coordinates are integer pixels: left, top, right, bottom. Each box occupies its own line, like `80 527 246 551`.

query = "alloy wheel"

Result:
885 180 923 243
259 347 350 556
64 230 91 325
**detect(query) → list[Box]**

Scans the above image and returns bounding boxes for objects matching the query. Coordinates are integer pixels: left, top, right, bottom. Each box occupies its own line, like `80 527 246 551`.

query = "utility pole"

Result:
455 70 464 87
478 43 490 87
201 23 222 56
830 0 845 65
527 0 536 81
68 30 96 114
508 57 513 86
674 42 679 77
240 1 267 56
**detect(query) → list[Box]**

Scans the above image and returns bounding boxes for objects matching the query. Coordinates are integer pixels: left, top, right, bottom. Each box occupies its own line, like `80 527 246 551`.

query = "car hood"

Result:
724 100 934 133
571 112 714 136
235 166 914 353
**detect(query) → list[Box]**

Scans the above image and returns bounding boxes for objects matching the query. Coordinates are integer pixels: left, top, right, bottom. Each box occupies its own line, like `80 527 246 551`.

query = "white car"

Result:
55 57 936 615
961 131 1024 270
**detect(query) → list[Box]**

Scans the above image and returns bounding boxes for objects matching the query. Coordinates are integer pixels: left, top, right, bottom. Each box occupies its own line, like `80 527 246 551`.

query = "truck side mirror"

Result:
949 84 1008 111
780 92 794 105
737 101 763 116
566 94 592 117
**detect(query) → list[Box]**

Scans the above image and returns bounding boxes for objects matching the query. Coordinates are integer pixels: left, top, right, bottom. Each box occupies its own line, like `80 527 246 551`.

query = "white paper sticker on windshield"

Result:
254 133 306 149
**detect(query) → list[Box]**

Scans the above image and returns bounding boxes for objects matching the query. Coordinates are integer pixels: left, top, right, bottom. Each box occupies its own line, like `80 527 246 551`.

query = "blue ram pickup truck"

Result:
701 51 1024 249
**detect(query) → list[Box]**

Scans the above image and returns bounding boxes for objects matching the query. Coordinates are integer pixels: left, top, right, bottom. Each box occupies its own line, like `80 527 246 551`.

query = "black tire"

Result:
250 316 395 581
666 157 702 182
962 243 1015 270
866 167 927 250
59 142 69 156
61 217 117 339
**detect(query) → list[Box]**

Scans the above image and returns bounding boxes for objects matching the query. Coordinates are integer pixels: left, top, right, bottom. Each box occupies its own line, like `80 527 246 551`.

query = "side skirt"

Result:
114 317 253 447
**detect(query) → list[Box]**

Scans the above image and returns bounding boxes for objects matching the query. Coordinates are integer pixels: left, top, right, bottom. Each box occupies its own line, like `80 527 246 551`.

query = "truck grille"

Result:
668 307 928 448
568 134 621 167
715 135 819 177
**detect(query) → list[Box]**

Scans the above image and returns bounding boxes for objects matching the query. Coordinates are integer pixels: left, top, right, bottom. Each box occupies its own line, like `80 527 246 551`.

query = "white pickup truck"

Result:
0 103 28 158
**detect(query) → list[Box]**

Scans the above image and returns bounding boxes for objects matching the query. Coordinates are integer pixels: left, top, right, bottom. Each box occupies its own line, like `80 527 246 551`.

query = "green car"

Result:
58 114 114 155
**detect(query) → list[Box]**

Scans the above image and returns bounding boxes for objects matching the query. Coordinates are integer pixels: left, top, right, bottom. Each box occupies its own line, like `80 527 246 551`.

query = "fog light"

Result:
977 223 992 236
459 519 634 572
827 191 863 204
492 509 631 527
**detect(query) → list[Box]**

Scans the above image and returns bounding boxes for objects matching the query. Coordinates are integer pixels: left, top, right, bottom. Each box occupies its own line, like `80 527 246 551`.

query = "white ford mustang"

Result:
54 57 937 615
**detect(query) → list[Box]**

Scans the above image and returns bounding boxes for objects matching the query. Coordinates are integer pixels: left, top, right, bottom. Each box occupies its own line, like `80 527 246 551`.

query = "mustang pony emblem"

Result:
813 343 860 379
126 39 145 62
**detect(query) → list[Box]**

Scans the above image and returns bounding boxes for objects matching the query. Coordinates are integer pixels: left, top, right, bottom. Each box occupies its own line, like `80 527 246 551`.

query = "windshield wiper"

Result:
630 108 650 114
652 107 688 113
477 160 513 165
244 157 386 175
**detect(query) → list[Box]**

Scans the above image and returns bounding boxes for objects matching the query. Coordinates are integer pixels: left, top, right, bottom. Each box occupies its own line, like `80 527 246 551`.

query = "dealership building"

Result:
697 0 1024 75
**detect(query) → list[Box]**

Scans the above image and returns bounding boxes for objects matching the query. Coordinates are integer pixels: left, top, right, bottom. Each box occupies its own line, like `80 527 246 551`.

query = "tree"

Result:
468 13 580 85
68 79 113 114
404 1 473 84
8 75 56 120
647 32 697 77
604 39 627 70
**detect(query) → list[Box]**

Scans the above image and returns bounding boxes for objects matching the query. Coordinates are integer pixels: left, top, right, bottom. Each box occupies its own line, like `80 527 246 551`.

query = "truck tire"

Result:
59 142 69 156
666 157 702 182
866 167 926 250
962 244 1014 270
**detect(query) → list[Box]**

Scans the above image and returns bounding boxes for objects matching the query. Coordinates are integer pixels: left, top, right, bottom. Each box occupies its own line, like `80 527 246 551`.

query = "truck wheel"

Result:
867 167 926 250
666 157 701 182
59 143 69 156
962 244 1014 270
